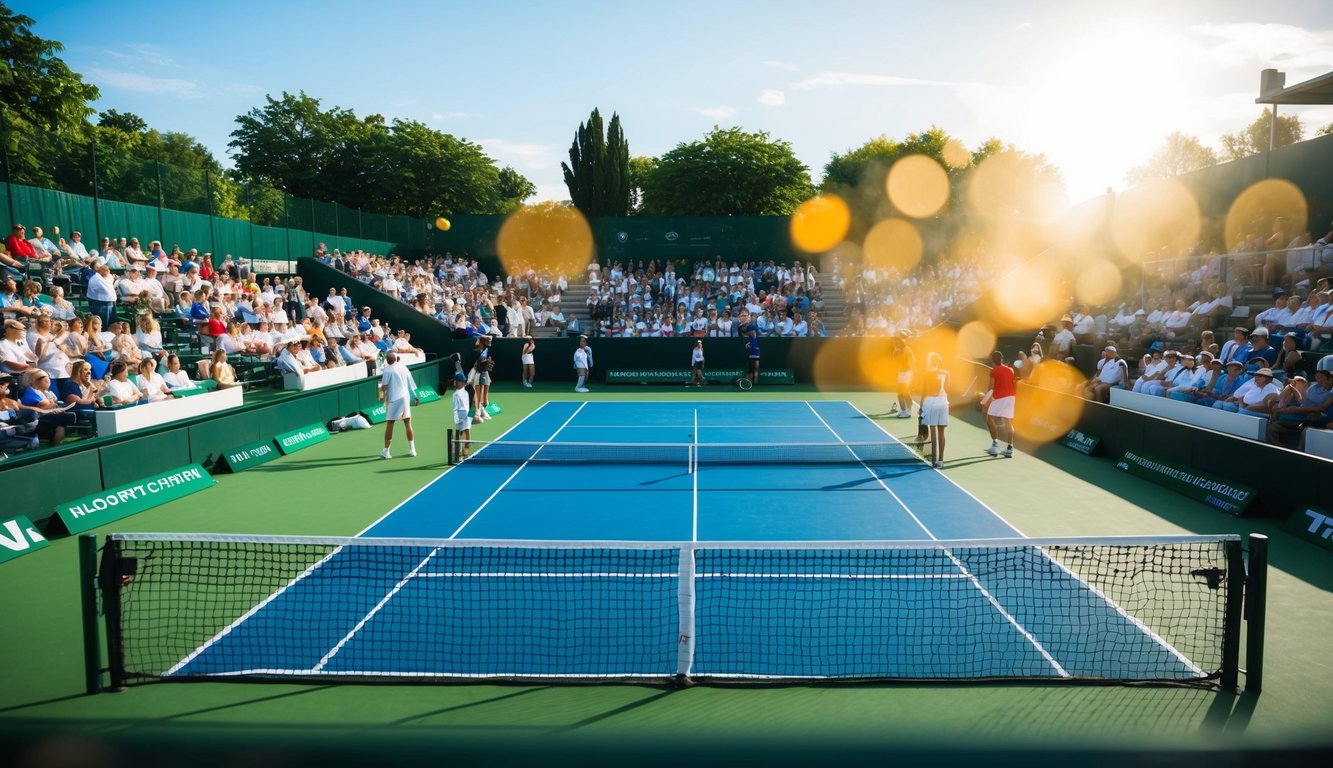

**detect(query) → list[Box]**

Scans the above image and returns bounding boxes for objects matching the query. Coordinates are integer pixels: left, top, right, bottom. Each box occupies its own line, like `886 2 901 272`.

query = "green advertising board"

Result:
414 385 441 403
54 464 215 534
275 423 332 455
606 368 795 385
1059 428 1100 456
1282 508 1333 554
362 403 388 424
1115 450 1256 516
218 439 281 473
0 515 49 565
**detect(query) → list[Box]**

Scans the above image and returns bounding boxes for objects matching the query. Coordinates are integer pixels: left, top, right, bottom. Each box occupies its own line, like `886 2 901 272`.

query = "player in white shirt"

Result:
378 352 419 459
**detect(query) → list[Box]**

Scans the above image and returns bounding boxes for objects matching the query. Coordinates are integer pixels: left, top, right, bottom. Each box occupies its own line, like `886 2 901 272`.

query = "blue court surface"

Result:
165 401 1210 683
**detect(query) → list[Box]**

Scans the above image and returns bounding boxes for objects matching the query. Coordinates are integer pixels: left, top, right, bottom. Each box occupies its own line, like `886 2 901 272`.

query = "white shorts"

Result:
987 395 1015 419
922 395 950 427
453 416 471 432
386 398 411 421
897 372 911 386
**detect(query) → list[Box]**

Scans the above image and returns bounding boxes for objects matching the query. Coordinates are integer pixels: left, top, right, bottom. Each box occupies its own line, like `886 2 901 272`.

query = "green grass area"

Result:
2 383 1331 760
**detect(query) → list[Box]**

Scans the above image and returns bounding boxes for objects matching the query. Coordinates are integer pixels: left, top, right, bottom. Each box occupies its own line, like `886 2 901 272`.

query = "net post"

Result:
674 545 696 687
1221 537 1246 692
1245 533 1268 694
78 534 102 695
97 536 128 692
446 429 456 465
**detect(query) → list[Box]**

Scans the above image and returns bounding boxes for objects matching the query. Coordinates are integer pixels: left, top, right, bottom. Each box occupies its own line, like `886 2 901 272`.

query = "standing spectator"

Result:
890 333 915 418
86 264 117 328
378 352 418 460
466 335 493 422
921 352 950 469
982 350 1016 458
573 335 592 393
520 336 535 388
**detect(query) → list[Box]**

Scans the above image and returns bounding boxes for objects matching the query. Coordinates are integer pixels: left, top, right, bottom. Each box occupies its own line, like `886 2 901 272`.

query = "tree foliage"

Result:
561 108 629 217
229 91 529 217
627 156 657 215
1318 123 1333 137
640 127 813 216
1125 132 1219 186
1221 111 1303 161
0 2 100 185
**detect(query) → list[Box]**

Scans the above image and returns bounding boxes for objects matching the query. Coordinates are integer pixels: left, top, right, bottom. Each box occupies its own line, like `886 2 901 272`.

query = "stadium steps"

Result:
818 283 848 334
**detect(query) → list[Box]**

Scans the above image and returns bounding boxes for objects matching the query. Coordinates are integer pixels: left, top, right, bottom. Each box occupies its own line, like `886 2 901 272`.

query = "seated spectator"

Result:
1309 291 1333 351
135 314 166 362
209 349 239 389
0 379 40 455
1081 346 1128 403
1253 292 1288 334
1049 316 1077 360
1168 353 1215 401
1266 370 1333 446
1 245 25 279
33 317 72 387
1218 326 1250 365
1 318 36 375
19 368 77 444
1132 351 1169 393
1 277 36 321
1242 327 1278 372
162 354 197 391
1162 299 1193 340
109 323 143 366
104 360 145 406
60 359 102 421
1141 351 1188 396
5 224 37 265
133 358 174 402
1277 334 1305 380
1215 367 1280 415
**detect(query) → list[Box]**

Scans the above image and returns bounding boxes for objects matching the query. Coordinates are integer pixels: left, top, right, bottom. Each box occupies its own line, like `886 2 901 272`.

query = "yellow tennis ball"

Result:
435 217 451 232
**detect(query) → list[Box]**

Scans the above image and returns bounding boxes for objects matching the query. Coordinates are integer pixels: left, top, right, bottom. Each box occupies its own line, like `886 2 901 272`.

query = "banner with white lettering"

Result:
275 423 331 455
1282 507 1333 554
54 464 215 534
605 368 795 385
218 438 281 473
361 403 387 424
1059 428 1101 455
0 515 49 565
1115 450 1256 516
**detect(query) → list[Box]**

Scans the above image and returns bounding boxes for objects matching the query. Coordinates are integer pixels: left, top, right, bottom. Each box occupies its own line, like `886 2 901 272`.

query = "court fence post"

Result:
446 429 455 464
1245 533 1268 694
98 536 128 691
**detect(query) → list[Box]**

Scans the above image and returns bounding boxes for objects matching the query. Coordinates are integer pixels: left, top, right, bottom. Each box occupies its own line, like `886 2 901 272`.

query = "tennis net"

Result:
94 533 1254 688
447 434 920 467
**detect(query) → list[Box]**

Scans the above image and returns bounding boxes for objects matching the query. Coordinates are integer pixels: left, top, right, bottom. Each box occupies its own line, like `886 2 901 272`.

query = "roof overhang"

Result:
1257 70 1333 105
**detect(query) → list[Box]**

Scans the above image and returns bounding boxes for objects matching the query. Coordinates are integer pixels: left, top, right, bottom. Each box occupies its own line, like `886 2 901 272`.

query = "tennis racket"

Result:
736 377 753 391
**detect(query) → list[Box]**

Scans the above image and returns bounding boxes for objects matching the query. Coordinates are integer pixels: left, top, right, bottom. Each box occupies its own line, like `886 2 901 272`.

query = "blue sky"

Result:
17 0 1333 208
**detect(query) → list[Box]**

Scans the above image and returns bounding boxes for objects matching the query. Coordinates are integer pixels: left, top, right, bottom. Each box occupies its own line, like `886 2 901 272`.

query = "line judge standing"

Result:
378 351 419 459
573 335 593 393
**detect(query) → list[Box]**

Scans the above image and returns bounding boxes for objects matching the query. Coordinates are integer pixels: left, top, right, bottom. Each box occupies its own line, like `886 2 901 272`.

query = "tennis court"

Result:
104 401 1236 686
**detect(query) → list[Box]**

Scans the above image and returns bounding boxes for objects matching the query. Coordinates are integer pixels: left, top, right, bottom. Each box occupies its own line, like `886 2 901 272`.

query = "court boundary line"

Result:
309 403 592 672
838 400 1201 675
164 401 571 677
804 402 1069 678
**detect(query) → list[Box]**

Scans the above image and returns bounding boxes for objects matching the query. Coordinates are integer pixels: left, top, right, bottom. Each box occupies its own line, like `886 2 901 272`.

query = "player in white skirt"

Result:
920 352 950 469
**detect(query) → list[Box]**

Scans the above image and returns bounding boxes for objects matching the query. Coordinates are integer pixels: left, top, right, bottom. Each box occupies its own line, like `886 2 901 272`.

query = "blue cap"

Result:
454 373 467 382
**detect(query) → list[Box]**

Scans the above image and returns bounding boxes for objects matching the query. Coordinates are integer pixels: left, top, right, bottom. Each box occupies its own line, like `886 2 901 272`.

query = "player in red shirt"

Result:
981 350 1016 458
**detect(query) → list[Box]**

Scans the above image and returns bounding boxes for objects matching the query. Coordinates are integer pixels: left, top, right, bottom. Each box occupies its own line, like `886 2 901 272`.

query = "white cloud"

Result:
105 46 173 68
757 89 785 107
692 106 737 119
87 68 202 99
791 71 981 90
762 60 799 72
1191 23 1333 73
431 111 477 121
477 137 560 172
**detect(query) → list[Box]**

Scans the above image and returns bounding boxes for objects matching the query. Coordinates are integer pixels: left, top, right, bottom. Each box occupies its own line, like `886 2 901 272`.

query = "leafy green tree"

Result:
497 166 536 212
1221 111 1302 161
561 108 629 217
97 109 147 134
627 156 657 215
1126 132 1219 185
641 127 813 216
1317 123 1333 137
229 91 351 201
377 118 502 217
0 3 100 186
